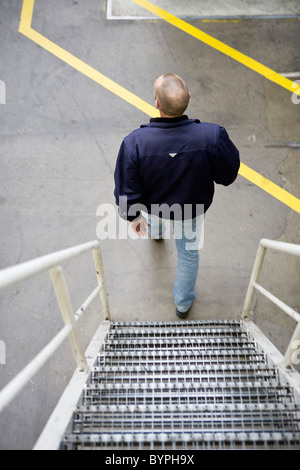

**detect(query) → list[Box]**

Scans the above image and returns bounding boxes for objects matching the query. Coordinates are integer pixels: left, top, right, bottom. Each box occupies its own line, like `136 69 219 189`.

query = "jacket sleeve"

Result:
114 139 144 221
209 126 240 186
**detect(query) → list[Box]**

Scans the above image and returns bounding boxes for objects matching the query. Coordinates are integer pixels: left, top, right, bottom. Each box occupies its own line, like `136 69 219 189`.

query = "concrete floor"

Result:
0 0 299 450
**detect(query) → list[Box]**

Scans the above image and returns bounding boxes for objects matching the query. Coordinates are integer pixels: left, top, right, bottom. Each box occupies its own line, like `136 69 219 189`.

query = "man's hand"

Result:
130 216 149 237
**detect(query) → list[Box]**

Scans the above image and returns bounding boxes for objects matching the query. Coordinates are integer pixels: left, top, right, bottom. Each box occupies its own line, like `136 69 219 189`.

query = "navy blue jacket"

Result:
114 116 240 221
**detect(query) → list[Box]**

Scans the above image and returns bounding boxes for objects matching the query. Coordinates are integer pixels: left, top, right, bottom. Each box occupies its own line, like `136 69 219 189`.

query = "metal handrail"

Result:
242 238 300 368
0 240 110 414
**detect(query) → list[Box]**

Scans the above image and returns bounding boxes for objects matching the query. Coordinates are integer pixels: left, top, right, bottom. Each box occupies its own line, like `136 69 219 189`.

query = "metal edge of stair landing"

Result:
43 318 300 451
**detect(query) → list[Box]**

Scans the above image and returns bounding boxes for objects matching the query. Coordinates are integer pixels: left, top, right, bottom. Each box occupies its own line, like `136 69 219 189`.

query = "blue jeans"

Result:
144 213 204 313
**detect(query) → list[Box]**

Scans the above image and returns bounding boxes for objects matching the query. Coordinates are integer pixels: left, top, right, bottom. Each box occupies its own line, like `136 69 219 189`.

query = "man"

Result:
114 73 240 318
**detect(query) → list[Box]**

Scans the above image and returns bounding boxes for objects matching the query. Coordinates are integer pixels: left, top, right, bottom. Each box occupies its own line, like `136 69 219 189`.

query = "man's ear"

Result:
155 99 159 109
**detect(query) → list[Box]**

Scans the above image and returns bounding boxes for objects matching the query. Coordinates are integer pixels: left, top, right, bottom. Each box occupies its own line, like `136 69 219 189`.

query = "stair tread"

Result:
60 320 300 450
61 430 300 451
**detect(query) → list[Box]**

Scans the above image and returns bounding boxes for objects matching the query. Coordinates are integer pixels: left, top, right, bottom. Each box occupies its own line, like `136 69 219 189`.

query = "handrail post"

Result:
49 266 87 371
92 246 111 321
242 242 267 319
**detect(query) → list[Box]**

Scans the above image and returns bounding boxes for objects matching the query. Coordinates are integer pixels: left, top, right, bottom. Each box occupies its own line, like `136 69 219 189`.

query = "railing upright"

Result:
242 242 266 320
50 266 87 371
93 246 110 321
242 238 300 369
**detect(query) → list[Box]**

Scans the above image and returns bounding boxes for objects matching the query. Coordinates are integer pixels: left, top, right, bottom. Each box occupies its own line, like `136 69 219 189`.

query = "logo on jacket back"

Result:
169 153 177 158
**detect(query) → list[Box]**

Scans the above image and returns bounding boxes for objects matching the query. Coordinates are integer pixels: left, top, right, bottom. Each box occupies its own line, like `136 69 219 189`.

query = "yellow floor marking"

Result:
131 0 300 97
18 0 300 213
239 163 300 213
19 0 159 117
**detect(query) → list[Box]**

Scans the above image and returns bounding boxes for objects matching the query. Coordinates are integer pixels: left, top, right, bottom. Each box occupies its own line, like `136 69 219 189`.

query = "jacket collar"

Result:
150 115 189 124
141 115 200 128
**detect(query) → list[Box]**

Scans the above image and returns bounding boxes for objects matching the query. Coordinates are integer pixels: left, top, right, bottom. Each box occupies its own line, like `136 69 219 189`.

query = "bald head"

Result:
154 73 190 117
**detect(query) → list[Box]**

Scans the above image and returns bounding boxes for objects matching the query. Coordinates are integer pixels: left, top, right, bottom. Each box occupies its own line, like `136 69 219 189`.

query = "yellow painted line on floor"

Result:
239 163 300 213
19 0 159 118
131 0 300 97
18 0 300 213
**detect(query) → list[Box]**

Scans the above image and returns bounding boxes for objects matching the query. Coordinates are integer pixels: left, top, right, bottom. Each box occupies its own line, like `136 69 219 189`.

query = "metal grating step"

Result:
60 320 300 450
71 403 300 434
108 326 247 340
110 320 242 329
82 382 295 406
102 337 257 351
60 430 300 450
90 363 279 385
97 350 268 367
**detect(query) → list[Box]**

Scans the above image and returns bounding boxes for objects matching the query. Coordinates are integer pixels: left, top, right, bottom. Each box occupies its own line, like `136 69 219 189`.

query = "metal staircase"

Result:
0 238 300 450
59 319 300 450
